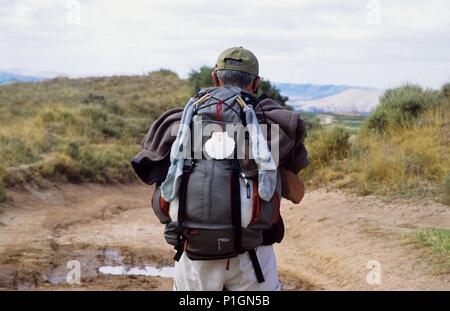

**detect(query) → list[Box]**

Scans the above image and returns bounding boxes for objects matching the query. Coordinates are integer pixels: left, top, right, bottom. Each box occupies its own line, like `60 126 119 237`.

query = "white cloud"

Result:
0 0 449 88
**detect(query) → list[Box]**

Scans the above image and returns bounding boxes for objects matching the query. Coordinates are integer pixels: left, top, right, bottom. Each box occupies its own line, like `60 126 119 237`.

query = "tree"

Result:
188 66 213 94
188 66 290 108
257 80 290 108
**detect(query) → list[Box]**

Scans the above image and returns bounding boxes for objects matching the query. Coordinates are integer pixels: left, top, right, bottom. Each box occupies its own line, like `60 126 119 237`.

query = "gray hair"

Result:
215 70 256 89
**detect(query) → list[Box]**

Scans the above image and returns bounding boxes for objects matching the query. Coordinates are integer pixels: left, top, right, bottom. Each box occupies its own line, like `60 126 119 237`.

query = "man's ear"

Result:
252 76 261 94
211 71 220 87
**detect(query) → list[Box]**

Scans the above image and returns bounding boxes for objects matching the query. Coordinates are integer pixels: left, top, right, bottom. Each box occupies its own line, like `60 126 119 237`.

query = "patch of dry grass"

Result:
0 71 191 193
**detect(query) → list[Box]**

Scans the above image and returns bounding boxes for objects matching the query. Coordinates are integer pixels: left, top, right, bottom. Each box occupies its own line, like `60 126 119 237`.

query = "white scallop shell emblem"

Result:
204 132 235 159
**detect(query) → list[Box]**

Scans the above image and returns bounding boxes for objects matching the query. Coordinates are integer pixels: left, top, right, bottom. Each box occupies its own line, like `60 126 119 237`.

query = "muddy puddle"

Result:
99 265 174 278
0 245 174 290
45 248 174 285
0 243 311 290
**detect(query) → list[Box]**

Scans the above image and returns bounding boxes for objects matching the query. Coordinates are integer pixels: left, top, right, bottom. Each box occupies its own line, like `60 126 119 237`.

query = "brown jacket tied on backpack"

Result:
131 97 309 204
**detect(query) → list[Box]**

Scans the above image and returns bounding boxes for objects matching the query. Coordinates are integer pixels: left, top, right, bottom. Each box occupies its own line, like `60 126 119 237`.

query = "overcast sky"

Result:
1 0 449 89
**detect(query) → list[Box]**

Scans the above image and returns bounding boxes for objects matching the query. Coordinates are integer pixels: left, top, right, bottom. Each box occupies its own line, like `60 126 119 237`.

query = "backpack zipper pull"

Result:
240 172 251 199
245 178 250 198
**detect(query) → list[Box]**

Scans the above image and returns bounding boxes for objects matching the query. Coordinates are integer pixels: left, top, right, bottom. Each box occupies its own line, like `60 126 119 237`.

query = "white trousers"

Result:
173 245 281 291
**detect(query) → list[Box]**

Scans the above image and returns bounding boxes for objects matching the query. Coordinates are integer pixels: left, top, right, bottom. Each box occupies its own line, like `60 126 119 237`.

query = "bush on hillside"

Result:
0 185 5 203
37 153 82 182
365 109 388 133
76 144 138 183
0 134 39 166
82 93 124 115
353 109 449 195
188 66 213 93
307 125 351 165
258 80 290 108
300 112 321 130
0 165 6 202
365 84 439 132
148 69 179 78
440 82 450 99
443 173 450 205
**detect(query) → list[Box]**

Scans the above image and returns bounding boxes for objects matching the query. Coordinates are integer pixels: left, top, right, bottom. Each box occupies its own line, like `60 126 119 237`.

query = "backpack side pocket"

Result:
151 186 171 224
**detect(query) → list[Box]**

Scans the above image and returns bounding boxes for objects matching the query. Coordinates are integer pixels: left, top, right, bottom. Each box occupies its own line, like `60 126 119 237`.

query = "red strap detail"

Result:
215 101 220 121
159 196 170 219
272 192 280 224
187 229 199 235
217 100 224 130
250 180 261 225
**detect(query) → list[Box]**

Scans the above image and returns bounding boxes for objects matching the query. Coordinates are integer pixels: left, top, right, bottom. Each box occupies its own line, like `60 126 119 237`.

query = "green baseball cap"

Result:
215 47 259 77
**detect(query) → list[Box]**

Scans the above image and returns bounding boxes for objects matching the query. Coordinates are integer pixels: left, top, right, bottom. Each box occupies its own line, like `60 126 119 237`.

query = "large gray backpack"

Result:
151 86 281 283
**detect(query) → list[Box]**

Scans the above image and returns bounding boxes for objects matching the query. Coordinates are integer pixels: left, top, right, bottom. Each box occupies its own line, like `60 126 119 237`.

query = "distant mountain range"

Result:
0 70 382 114
275 83 352 101
0 70 59 84
292 88 384 114
275 83 383 114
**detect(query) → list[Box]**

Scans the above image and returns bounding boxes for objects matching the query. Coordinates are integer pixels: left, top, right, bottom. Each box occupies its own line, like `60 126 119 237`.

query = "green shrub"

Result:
66 142 80 159
441 82 450 99
41 108 79 124
365 109 389 133
82 93 107 106
77 144 138 183
307 125 351 165
38 153 82 182
0 185 6 203
0 165 6 202
188 65 213 92
80 106 108 123
40 108 85 136
97 116 125 139
0 135 38 166
82 93 124 115
149 69 179 78
442 173 450 205
301 113 321 131
257 80 290 108
365 84 439 132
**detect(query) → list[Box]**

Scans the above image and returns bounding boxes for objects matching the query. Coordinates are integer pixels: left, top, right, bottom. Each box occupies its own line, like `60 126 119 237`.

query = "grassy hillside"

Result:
302 83 450 204
0 70 191 200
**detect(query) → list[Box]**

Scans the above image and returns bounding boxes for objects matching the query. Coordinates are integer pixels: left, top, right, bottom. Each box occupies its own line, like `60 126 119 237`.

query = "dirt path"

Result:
0 183 448 290
277 189 450 290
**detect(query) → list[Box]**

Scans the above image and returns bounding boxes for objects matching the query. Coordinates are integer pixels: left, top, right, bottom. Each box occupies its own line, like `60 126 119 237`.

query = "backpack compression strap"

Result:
173 159 195 261
230 160 242 252
248 249 265 283
230 159 265 283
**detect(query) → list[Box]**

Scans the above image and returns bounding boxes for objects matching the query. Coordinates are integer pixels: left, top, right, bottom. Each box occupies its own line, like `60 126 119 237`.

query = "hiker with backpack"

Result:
131 47 309 291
